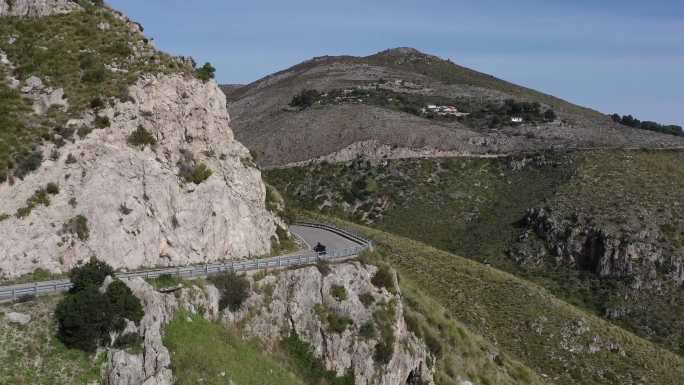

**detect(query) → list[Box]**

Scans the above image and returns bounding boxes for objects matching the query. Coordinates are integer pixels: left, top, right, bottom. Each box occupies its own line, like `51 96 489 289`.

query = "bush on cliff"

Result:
195 62 216 82
56 259 143 352
208 272 250 311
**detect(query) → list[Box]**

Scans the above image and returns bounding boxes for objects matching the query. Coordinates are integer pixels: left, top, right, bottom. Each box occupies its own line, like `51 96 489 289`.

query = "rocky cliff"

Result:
0 0 80 17
0 74 279 278
104 277 221 385
512 208 684 289
105 262 435 385
223 262 434 385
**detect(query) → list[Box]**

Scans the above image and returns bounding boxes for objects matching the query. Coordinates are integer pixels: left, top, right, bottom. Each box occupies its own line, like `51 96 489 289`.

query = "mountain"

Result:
224 47 684 168
255 50 684 357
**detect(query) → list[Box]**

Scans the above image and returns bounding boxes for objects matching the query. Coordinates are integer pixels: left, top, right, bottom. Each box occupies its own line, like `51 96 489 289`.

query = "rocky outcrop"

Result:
5 312 31 325
0 0 80 17
513 208 684 288
274 139 507 170
0 74 278 278
223 262 435 385
104 277 220 385
106 263 435 385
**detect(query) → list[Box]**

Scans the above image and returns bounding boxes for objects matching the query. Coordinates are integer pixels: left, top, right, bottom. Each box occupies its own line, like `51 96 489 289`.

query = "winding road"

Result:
0 222 371 301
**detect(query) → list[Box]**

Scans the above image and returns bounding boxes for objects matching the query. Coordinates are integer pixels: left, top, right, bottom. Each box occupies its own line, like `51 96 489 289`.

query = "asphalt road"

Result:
0 223 370 300
289 225 361 250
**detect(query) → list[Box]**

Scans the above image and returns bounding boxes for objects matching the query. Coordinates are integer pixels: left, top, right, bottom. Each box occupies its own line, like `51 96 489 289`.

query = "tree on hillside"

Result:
195 62 216 82
290 89 322 109
56 258 144 352
544 109 557 122
69 257 114 293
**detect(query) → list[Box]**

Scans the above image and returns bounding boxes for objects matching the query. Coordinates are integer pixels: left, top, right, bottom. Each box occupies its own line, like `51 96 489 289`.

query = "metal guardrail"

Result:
0 222 371 301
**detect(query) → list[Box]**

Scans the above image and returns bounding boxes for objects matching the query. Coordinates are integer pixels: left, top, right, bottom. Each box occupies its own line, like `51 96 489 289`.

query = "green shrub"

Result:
77 125 93 138
113 332 143 351
15 188 51 218
81 64 106 83
544 109 557 121
14 150 43 179
189 163 212 184
327 312 353 333
94 115 110 128
89 97 105 109
330 285 348 301
359 321 376 339
69 257 114 293
289 89 321 109
208 272 250 311
147 274 182 289
56 261 143 353
46 182 59 195
127 125 157 147
359 292 375 307
55 285 111 352
105 280 144 330
371 265 396 294
63 215 90 242
373 301 397 365
195 62 216 82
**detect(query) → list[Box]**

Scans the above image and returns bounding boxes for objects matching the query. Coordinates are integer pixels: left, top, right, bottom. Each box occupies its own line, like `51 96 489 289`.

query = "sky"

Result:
108 0 684 126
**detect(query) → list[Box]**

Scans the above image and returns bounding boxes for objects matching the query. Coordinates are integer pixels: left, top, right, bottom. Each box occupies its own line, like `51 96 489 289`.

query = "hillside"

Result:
0 1 280 279
299 212 684 385
224 47 684 168
267 150 684 355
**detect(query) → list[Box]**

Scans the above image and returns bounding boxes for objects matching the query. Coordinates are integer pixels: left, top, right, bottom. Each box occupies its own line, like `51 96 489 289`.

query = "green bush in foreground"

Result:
56 259 143 352
69 257 114 293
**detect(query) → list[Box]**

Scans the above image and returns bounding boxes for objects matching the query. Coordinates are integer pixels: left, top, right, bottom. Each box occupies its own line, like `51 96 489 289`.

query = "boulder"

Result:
6 312 31 325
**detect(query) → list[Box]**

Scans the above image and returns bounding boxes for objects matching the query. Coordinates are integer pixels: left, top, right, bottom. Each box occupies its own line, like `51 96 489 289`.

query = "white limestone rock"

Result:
0 74 278 278
34 87 68 114
104 277 219 385
6 312 32 325
223 262 435 385
0 0 80 17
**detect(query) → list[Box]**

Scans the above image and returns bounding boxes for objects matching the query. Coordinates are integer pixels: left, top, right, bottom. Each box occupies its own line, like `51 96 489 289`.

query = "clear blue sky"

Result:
108 0 683 126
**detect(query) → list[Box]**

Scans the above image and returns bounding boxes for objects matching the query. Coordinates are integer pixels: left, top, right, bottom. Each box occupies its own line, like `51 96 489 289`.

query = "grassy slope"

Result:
267 150 684 354
164 311 306 385
0 4 192 182
398 277 545 385
310 213 684 385
0 296 105 385
267 154 572 262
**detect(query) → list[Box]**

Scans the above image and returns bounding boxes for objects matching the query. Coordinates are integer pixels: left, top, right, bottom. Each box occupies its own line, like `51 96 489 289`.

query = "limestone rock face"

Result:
223 262 435 385
0 74 278 278
0 0 80 17
104 277 220 385
513 208 684 288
